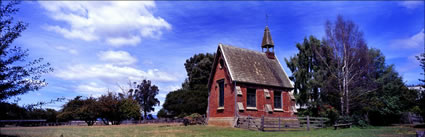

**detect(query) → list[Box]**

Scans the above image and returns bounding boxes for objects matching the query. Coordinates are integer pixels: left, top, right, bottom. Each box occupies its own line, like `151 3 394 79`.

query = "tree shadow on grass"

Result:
0 134 19 137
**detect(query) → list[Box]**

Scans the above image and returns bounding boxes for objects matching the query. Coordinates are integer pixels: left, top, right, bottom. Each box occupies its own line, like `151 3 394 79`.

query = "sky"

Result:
7 1 425 114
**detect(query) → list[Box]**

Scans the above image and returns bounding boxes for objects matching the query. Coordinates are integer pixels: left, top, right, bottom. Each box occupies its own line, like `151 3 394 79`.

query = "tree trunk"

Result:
340 96 344 115
144 109 147 120
345 86 350 115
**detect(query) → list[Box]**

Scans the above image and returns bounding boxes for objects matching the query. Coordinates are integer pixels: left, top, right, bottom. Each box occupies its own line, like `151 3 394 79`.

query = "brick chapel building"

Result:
206 26 297 127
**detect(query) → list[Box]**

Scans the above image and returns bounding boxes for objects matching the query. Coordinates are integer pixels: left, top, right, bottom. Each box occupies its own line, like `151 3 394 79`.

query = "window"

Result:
274 91 282 109
247 88 256 107
219 59 224 69
218 80 224 107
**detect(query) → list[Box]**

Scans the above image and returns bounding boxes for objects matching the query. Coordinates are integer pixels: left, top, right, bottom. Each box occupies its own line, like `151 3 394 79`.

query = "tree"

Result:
182 53 215 90
318 15 370 115
131 80 160 120
96 92 141 125
118 96 141 121
416 51 425 118
58 96 98 126
0 0 53 101
285 36 322 115
416 53 425 83
353 49 417 125
162 89 208 118
161 53 214 117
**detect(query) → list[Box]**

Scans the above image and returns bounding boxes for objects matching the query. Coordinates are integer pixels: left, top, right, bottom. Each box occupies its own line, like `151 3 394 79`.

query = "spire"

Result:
261 26 275 59
261 26 274 49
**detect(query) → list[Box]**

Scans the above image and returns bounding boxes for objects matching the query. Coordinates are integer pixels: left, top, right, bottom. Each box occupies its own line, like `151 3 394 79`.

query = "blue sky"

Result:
9 1 424 114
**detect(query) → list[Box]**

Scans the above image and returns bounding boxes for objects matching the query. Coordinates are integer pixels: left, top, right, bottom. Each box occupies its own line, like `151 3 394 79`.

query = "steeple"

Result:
261 26 275 59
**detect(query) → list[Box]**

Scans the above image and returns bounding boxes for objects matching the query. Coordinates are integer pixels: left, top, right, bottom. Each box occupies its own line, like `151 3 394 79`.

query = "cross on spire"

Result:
266 14 269 26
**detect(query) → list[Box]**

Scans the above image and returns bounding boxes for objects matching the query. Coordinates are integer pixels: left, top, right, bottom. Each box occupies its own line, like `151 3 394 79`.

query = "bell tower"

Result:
261 26 275 59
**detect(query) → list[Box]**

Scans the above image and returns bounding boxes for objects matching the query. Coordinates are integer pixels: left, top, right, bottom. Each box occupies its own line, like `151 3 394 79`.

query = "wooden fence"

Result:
236 116 329 132
0 119 184 127
408 113 424 124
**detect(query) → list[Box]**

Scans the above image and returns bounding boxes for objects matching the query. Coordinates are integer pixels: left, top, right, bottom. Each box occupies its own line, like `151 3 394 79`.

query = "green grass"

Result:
0 124 420 137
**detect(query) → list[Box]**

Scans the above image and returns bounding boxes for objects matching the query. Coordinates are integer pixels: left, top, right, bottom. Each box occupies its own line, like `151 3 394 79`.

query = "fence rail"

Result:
237 116 329 132
0 119 183 127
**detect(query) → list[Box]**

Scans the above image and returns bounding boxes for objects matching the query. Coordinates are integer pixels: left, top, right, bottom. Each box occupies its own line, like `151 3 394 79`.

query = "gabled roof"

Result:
208 44 293 90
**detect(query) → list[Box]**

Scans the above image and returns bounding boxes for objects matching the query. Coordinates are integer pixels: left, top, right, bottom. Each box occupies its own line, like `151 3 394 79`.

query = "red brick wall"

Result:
208 55 235 118
208 55 296 119
236 83 295 118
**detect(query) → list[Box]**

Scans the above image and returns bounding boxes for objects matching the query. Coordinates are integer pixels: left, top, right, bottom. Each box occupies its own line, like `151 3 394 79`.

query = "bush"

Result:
183 113 205 126
318 105 339 125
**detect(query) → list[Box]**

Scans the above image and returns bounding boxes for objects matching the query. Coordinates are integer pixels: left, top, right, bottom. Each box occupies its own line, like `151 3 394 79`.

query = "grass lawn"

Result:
0 124 420 137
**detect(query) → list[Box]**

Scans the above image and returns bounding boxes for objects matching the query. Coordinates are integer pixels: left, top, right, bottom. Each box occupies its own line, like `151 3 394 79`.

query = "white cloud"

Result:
98 50 137 65
76 82 108 97
392 29 424 49
106 36 141 47
39 1 171 47
55 64 178 83
157 85 180 98
55 46 79 55
399 1 424 10
162 85 180 92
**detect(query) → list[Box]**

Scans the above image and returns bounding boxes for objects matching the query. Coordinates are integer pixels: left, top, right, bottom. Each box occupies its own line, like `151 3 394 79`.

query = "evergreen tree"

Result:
131 80 160 120
161 53 214 117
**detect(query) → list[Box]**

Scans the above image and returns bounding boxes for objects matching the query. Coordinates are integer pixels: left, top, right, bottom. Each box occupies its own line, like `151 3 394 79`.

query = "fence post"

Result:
307 116 310 131
278 117 281 131
261 116 264 131
248 115 250 129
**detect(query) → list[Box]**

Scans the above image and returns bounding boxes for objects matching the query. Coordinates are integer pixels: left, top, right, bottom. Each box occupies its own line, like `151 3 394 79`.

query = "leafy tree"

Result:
0 101 27 119
98 92 141 125
118 97 141 121
157 108 168 118
416 52 425 118
355 49 416 125
318 15 371 115
288 16 415 125
131 80 160 120
182 53 215 90
97 92 121 125
162 89 208 118
0 0 53 101
58 96 98 126
161 53 214 117
416 53 425 83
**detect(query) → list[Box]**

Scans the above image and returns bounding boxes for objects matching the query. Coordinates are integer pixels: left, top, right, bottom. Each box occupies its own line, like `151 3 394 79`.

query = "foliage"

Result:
285 36 322 116
182 53 216 90
130 79 160 120
357 49 416 125
416 53 425 83
157 108 168 118
97 92 141 125
163 89 208 118
318 105 339 125
416 53 425 118
58 92 141 126
321 15 371 115
0 102 29 119
287 15 417 126
58 96 98 125
119 97 142 121
162 53 215 117
0 0 53 101
183 113 205 126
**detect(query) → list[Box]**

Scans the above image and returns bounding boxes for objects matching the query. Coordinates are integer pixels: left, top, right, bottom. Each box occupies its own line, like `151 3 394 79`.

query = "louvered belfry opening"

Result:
261 26 275 59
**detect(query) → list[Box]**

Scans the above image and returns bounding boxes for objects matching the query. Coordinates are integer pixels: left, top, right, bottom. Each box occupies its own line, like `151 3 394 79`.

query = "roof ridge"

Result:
220 44 266 55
